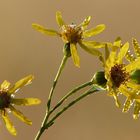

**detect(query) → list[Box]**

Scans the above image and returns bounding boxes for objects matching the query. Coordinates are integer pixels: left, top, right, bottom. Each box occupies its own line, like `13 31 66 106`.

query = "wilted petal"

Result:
11 98 41 106
56 11 65 27
1 80 11 91
70 43 80 67
117 42 129 63
83 24 105 38
32 24 59 36
10 105 32 125
1 111 17 136
8 75 34 94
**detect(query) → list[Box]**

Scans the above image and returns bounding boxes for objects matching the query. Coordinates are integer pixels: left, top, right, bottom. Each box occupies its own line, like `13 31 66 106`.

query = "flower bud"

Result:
91 71 107 88
63 43 71 57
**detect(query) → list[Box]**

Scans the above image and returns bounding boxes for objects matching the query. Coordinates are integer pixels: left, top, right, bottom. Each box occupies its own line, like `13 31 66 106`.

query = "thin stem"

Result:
47 55 68 111
34 55 68 140
45 87 98 129
49 81 93 115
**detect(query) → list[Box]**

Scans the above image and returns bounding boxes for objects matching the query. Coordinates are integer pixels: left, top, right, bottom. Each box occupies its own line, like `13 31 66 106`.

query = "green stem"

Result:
34 55 68 140
47 55 68 110
49 81 93 115
45 87 98 129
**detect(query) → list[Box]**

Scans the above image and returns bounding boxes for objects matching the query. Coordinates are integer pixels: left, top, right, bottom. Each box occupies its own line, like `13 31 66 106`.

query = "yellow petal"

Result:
8 75 34 94
113 37 122 47
113 93 120 108
1 80 11 91
56 11 65 27
1 111 17 136
105 48 117 70
79 42 102 56
80 16 91 29
70 43 80 67
133 102 140 119
83 24 105 38
11 98 41 106
10 105 32 125
132 38 140 57
82 41 105 48
119 85 131 97
125 57 140 72
126 81 140 90
122 97 132 113
117 42 129 63
32 24 59 36
125 50 136 62
105 44 110 61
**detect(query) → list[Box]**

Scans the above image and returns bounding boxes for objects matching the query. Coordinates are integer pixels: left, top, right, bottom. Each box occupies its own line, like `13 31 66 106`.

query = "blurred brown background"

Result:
0 0 140 140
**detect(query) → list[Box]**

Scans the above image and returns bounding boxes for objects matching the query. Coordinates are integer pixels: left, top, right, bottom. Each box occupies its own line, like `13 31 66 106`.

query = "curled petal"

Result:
8 75 34 94
1 80 11 91
83 24 105 38
32 24 59 36
70 43 80 67
56 11 65 27
11 98 41 106
1 111 17 136
10 105 32 125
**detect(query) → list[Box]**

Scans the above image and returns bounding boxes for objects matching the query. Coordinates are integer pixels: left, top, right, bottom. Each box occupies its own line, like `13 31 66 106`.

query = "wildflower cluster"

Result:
1 11 140 140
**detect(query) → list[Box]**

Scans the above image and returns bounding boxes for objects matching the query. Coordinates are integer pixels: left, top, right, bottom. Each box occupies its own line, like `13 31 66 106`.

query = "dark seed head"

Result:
110 64 129 88
0 91 11 109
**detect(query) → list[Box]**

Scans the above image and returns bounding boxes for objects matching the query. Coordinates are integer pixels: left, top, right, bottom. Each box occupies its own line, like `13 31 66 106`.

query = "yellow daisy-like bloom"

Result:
32 11 106 67
103 39 140 109
0 75 41 135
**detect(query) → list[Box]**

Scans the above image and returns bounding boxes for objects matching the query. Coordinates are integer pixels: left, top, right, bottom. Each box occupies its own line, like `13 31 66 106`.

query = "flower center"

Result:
0 91 11 109
61 24 83 43
110 64 129 88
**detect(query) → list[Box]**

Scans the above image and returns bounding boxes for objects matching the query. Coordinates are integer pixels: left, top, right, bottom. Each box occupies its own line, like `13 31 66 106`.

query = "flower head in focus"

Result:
32 11 106 67
101 38 140 109
0 75 41 135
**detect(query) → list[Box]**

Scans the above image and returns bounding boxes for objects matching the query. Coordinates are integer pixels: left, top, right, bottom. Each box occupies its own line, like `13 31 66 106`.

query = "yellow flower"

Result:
0 75 41 135
32 11 106 67
103 38 140 108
